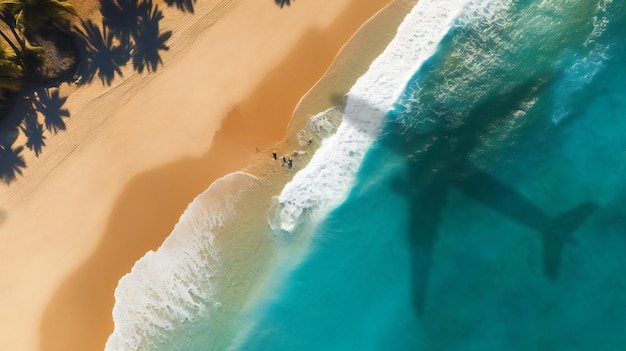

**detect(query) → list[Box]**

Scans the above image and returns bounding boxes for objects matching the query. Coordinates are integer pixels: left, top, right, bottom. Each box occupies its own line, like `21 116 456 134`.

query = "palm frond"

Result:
16 0 77 39
0 45 23 91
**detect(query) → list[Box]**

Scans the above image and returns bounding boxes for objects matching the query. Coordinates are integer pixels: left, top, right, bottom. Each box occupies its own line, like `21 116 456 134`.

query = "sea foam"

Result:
274 0 472 236
105 172 258 351
552 0 613 123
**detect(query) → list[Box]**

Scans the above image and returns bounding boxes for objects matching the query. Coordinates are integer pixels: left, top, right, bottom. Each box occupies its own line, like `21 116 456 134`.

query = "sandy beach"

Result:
0 0 404 350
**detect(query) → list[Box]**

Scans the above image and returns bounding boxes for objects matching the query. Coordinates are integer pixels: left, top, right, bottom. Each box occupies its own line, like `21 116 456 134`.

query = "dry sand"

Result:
0 0 402 350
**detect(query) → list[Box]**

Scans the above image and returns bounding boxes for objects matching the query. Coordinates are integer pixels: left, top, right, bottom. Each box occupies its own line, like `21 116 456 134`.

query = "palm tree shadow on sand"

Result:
0 87 69 184
33 88 70 134
74 19 127 85
341 72 599 316
73 0 172 86
275 0 292 9
1 98 31 184
0 0 174 184
165 0 196 13
0 137 26 184
131 5 172 74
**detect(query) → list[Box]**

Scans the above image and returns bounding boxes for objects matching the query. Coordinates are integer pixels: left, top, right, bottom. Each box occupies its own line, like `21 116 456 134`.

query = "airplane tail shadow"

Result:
542 202 599 279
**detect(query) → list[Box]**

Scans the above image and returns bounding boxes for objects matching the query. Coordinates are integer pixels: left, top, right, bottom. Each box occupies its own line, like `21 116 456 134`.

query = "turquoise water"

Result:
238 0 626 350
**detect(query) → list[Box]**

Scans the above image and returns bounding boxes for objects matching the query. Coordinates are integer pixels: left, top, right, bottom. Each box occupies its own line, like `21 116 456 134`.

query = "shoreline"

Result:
0 0 405 350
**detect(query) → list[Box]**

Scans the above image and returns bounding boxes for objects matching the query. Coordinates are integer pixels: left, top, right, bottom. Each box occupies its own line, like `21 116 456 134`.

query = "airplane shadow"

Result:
340 71 599 316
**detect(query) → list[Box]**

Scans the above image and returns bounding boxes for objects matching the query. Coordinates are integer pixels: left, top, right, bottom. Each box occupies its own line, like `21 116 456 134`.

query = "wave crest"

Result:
105 172 258 351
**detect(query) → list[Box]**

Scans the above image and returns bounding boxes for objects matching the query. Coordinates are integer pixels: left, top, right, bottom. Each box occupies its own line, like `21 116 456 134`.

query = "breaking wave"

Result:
105 172 258 351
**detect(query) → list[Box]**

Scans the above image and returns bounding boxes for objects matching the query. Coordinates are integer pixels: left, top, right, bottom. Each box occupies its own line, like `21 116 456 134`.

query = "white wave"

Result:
105 172 258 351
296 107 343 147
553 0 613 123
272 0 473 236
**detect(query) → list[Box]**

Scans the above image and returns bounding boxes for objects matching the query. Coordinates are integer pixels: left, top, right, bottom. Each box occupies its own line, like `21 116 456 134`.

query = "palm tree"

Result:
0 0 26 56
14 0 77 42
0 45 22 93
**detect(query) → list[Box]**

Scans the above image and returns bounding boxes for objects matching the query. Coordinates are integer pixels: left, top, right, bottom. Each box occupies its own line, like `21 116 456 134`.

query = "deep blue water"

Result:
238 0 626 350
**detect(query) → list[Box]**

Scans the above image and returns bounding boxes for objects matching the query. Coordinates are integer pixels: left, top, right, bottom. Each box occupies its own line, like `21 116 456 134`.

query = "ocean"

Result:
106 0 626 349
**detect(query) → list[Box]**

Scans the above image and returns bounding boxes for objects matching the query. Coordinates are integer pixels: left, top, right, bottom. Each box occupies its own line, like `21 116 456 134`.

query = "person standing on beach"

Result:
272 151 277 160
287 158 293 169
